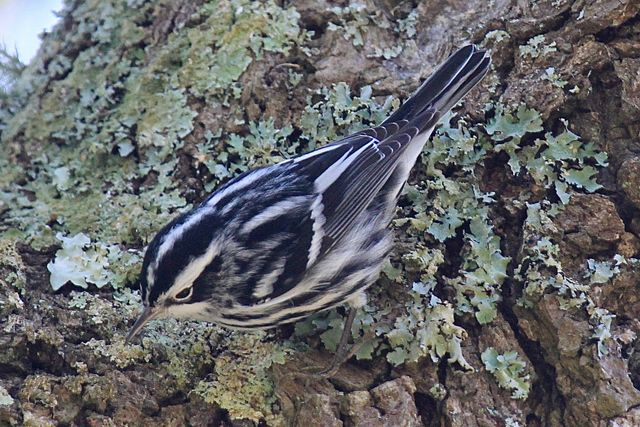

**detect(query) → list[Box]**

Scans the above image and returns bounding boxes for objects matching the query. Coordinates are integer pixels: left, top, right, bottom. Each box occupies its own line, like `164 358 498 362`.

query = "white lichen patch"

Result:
0 386 14 406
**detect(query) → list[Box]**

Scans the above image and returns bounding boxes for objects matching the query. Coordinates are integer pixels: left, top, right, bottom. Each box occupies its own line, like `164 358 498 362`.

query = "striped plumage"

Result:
127 45 491 340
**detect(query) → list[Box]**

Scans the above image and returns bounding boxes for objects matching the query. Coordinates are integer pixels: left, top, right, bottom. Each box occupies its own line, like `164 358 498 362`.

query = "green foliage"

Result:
481 347 530 400
0 43 26 115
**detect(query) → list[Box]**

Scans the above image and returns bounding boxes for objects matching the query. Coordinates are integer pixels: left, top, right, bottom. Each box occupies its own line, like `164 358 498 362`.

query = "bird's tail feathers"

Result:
383 44 491 127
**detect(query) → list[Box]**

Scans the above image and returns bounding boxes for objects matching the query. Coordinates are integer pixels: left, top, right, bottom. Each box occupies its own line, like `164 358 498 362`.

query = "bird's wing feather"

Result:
292 109 440 262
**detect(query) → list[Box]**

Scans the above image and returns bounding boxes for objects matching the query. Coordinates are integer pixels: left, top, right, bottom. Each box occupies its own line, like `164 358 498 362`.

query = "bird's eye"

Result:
174 287 193 301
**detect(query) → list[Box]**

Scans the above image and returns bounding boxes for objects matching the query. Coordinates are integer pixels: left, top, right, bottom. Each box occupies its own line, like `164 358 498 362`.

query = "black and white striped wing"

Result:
292 109 440 260
235 115 437 307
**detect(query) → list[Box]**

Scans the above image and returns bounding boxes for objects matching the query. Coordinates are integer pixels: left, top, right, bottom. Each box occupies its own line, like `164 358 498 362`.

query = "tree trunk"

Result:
1 0 639 426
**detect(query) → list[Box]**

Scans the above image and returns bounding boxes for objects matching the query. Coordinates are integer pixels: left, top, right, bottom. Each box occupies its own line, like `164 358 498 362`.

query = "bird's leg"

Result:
314 307 358 377
315 314 397 378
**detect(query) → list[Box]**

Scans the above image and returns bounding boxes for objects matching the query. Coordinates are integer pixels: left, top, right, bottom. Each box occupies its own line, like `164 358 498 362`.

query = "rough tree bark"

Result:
1 0 639 426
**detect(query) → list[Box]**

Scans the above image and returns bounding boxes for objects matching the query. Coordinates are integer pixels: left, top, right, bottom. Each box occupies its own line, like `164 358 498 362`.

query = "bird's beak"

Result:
126 306 161 343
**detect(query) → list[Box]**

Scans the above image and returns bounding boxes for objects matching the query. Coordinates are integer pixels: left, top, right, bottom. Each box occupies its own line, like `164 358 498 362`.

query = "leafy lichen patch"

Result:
193 331 290 424
481 347 531 400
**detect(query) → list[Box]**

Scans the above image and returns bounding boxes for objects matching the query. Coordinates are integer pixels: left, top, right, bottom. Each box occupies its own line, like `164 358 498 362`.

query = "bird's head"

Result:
126 212 226 342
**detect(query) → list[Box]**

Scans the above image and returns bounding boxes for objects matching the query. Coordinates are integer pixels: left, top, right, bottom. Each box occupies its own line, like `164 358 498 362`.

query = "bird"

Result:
126 44 491 371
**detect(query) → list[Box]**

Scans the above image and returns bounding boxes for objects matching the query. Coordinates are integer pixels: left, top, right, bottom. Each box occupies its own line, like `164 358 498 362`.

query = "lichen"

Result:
481 347 531 400
0 385 14 406
0 0 307 252
326 3 417 59
299 82 397 145
193 331 290 424
47 233 140 291
486 106 606 202
327 3 372 47
0 0 630 423
515 202 619 357
542 67 568 89
519 35 557 59
0 238 26 291
85 337 151 369
428 383 447 401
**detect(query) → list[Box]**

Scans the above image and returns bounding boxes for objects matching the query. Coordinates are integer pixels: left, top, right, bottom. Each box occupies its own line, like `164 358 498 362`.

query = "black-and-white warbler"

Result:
127 45 491 366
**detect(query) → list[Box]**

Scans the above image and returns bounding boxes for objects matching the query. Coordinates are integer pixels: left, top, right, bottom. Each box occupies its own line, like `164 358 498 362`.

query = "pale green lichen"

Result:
0 385 14 406
0 0 307 254
428 383 447 401
585 258 621 285
163 0 309 99
486 106 606 203
85 337 151 369
295 93 507 369
481 347 531 400
542 67 568 89
516 202 619 357
193 331 290 424
486 408 524 427
296 276 473 370
68 289 138 326
519 35 557 59
0 0 623 421
0 238 27 291
484 30 510 43
451 217 509 324
485 104 544 175
327 3 371 47
295 96 611 368
327 3 418 59
385 292 473 370
0 2 313 422
300 82 396 145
